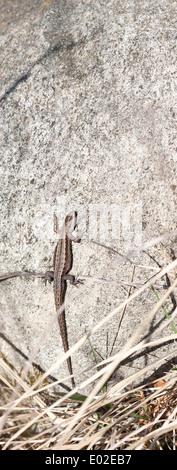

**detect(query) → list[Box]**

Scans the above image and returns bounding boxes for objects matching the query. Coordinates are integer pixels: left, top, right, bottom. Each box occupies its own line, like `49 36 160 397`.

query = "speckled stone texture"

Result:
0 0 176 390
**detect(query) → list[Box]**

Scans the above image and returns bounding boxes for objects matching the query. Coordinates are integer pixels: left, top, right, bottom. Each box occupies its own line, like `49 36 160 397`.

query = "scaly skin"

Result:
53 211 80 388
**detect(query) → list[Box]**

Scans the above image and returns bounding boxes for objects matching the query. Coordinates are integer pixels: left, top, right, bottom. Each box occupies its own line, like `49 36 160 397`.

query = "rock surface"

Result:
0 0 177 390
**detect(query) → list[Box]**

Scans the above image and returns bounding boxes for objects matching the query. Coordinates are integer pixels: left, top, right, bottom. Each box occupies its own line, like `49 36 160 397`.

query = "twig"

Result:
108 265 135 356
0 270 167 289
77 275 167 290
0 270 54 282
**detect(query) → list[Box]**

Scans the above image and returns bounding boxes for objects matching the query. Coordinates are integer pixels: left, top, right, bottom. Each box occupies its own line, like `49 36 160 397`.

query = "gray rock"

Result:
0 0 177 391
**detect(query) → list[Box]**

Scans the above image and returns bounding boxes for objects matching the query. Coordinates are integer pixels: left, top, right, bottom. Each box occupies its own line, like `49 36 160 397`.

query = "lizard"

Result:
53 211 81 388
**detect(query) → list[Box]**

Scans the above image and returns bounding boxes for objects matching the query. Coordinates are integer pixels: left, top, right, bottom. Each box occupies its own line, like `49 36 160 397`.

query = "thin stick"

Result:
0 271 54 282
108 265 135 356
77 275 167 290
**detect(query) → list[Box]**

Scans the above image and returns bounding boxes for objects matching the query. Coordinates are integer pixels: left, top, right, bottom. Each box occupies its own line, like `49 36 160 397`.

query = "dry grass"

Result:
0 234 177 450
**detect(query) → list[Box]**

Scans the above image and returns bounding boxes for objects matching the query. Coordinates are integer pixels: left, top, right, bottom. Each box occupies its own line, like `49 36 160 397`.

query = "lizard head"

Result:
65 211 77 236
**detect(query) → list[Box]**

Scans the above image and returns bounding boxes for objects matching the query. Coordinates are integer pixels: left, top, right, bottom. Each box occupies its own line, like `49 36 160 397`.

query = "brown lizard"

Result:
53 211 81 388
